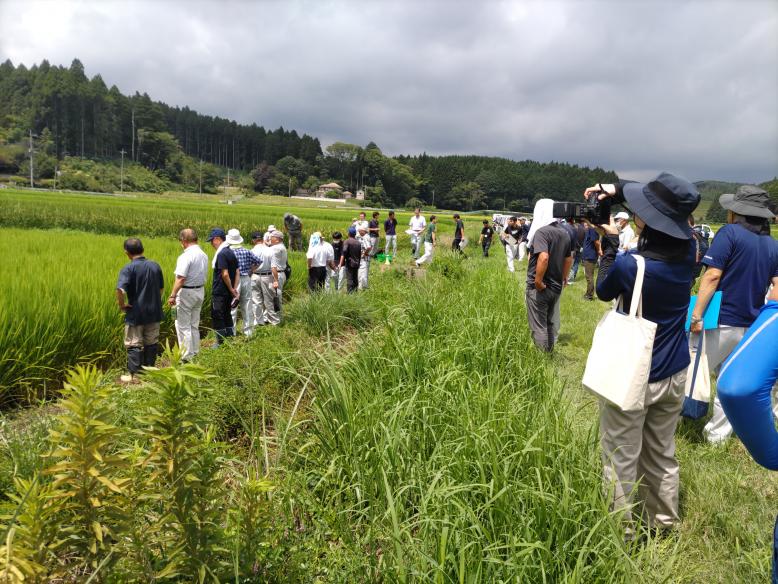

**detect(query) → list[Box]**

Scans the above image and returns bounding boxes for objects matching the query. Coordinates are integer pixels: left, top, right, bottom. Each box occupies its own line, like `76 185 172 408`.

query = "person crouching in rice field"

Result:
167 228 208 361
415 215 437 266
524 201 573 352
228 228 261 336
307 231 335 292
116 237 164 382
356 224 373 289
206 227 239 345
591 173 700 539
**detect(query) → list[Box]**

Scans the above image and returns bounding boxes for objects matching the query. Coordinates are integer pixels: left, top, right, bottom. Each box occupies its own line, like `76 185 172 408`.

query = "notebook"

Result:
685 291 723 331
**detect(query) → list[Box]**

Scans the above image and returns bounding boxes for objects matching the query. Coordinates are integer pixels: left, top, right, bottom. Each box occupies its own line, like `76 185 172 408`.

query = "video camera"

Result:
552 192 612 225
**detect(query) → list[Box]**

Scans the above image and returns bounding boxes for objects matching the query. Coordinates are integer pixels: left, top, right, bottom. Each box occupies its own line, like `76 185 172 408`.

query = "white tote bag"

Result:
685 332 711 402
582 255 657 411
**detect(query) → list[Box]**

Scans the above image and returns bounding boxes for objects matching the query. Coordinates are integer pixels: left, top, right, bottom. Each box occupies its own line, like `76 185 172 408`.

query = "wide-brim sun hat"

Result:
719 185 775 219
622 172 700 239
226 228 243 245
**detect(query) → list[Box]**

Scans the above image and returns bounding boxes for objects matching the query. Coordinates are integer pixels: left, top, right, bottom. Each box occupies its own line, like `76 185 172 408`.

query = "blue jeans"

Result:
568 251 581 281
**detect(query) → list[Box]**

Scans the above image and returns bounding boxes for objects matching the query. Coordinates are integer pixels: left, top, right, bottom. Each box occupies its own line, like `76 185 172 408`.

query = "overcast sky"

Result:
1 0 776 182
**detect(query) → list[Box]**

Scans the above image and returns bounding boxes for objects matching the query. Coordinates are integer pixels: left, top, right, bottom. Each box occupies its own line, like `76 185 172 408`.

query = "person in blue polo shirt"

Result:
581 223 601 300
206 227 240 345
116 238 164 382
689 185 778 443
590 172 700 536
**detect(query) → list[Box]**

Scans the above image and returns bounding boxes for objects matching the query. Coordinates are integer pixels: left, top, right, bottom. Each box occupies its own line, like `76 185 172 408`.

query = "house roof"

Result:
320 182 343 189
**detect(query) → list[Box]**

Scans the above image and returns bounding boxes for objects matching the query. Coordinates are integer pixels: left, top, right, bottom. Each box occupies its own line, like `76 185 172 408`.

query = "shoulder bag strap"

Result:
629 255 646 318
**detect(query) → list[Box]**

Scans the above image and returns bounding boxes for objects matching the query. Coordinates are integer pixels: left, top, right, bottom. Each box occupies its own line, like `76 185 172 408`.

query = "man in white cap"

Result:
227 228 261 335
356 224 373 289
260 230 288 325
614 212 635 253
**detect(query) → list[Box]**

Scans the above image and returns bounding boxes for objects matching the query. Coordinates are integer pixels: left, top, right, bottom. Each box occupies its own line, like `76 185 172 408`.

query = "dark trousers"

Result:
482 239 492 257
308 266 327 291
525 286 561 352
345 266 359 293
211 295 234 344
584 260 597 299
452 238 463 253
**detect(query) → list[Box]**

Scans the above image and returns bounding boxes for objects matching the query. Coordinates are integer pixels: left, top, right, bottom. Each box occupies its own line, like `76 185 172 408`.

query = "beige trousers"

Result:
251 274 266 326
124 322 160 348
174 287 204 359
231 275 254 335
599 369 686 530
260 273 286 325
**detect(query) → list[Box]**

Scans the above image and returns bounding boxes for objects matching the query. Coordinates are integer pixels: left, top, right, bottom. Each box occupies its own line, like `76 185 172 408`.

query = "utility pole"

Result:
432 189 435 208
288 176 292 197
199 159 203 195
131 109 135 161
28 130 35 188
119 149 126 193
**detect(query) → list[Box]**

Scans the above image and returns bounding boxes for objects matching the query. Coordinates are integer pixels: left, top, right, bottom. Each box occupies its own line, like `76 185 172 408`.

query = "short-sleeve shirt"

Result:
526 224 573 294
232 246 260 276
306 242 334 268
504 224 522 244
270 244 288 271
212 247 238 297
368 219 380 238
454 219 464 239
410 215 426 233
384 218 397 236
117 257 164 325
174 244 208 287
597 249 695 382
582 228 600 262
702 223 778 327
341 237 362 268
481 226 494 241
423 222 436 243
332 240 344 264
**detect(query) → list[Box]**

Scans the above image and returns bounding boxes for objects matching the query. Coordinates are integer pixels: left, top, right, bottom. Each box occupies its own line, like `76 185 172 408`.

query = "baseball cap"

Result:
206 227 226 242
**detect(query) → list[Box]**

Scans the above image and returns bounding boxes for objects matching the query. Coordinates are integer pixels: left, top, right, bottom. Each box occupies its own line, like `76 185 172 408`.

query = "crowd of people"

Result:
115 179 778 553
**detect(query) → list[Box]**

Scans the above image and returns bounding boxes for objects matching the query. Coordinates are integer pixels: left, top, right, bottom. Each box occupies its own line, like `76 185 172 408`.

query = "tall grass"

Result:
290 262 660 581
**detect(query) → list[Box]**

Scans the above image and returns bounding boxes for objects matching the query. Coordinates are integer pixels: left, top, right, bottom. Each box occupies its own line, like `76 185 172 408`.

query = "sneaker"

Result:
120 374 133 383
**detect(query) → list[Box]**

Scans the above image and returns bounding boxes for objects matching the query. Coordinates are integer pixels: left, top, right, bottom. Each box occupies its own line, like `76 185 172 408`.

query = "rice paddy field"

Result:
0 187 774 582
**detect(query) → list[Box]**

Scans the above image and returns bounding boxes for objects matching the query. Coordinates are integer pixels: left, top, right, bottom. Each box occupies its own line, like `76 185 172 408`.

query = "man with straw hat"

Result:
690 185 778 443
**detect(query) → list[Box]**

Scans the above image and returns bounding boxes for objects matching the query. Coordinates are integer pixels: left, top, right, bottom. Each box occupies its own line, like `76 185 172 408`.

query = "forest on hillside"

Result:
0 58 620 209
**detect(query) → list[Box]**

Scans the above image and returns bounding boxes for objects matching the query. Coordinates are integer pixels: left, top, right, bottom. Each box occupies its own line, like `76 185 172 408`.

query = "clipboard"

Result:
685 291 722 331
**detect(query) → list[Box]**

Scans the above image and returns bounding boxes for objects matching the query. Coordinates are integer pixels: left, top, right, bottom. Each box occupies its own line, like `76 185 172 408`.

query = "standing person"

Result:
250 231 271 327
479 219 494 257
206 228 239 345
581 223 601 300
306 232 335 292
688 216 710 285
452 213 465 253
260 230 288 325
525 201 573 352
384 211 398 258
339 226 362 293
368 211 380 257
560 219 578 286
354 211 369 232
588 173 700 536
283 213 303 251
614 212 636 253
327 231 346 292
409 208 426 259
518 217 530 261
116 238 164 382
688 185 778 443
568 219 586 283
356 225 373 289
415 215 437 266
501 216 522 273
167 228 208 361
228 228 260 336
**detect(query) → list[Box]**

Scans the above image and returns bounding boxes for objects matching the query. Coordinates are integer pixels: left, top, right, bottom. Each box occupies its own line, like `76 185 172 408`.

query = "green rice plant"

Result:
45 365 128 576
284 288 378 337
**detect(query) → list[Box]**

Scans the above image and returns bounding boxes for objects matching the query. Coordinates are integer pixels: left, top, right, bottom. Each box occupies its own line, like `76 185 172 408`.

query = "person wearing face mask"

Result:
589 173 700 538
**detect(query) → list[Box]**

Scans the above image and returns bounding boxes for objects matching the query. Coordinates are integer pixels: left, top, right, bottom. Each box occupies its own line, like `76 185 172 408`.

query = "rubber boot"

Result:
127 347 143 375
142 343 159 368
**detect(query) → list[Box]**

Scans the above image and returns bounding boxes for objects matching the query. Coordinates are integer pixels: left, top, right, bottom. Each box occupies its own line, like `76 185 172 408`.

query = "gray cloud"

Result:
1 0 776 182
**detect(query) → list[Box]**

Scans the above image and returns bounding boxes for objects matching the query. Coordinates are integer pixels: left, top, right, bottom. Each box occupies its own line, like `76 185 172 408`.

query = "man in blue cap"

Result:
206 227 239 344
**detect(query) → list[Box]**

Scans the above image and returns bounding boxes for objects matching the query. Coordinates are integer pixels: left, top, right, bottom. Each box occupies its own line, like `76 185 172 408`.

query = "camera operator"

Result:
587 173 700 537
